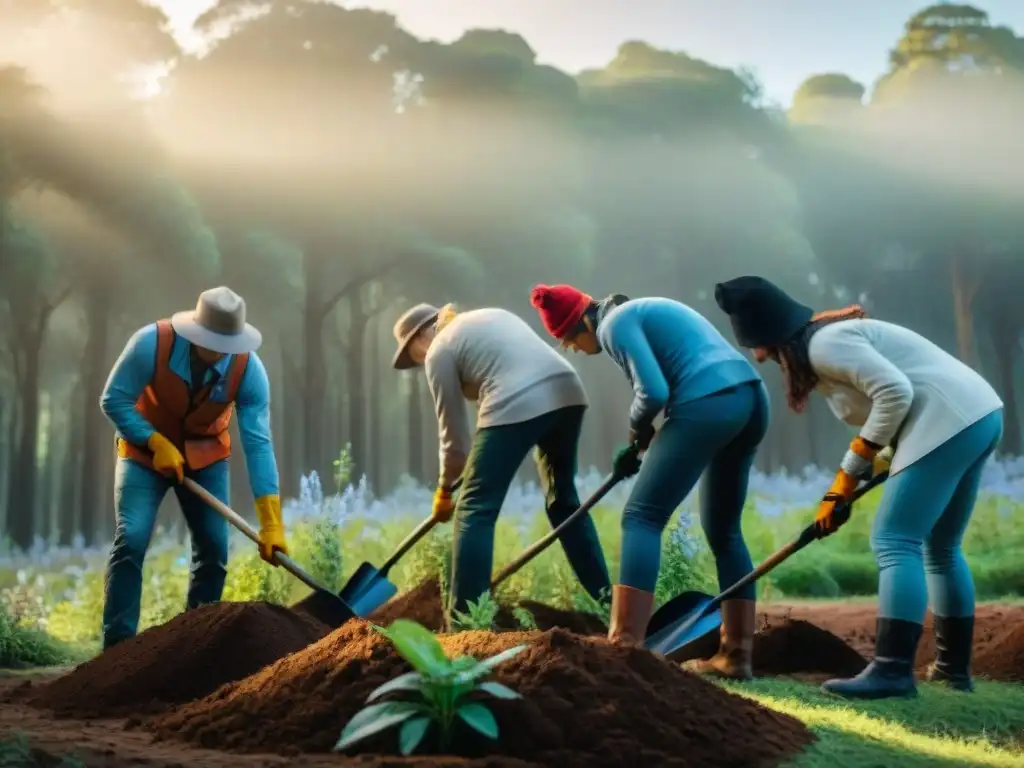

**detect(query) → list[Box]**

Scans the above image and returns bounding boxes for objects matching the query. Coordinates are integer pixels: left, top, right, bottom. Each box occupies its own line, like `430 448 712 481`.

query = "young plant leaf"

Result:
477 680 521 700
457 702 499 740
366 671 424 703
378 620 450 675
334 701 423 752
398 715 431 756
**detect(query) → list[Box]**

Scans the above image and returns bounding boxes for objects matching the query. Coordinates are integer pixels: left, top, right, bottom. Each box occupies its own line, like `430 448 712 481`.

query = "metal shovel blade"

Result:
293 590 358 628
644 593 721 659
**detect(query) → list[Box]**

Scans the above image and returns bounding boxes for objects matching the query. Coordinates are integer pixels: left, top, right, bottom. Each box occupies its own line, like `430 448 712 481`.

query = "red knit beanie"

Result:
530 284 593 340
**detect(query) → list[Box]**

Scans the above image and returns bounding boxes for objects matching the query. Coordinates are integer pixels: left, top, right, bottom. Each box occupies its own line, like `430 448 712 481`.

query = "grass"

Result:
722 678 1024 767
0 734 83 767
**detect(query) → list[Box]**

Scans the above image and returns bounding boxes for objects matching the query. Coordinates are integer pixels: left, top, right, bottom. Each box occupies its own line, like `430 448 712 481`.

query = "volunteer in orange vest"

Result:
99 286 286 649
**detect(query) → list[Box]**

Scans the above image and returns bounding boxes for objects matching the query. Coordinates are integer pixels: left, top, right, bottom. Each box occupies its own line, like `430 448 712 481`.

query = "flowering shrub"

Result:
0 457 1021 657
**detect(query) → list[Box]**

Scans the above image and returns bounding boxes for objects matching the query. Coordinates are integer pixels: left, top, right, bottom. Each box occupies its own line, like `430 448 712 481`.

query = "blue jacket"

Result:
597 297 761 432
100 323 280 499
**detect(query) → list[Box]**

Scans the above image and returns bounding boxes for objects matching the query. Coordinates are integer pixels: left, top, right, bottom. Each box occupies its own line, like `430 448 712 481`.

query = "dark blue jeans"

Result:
102 457 230 648
449 405 611 615
619 381 769 596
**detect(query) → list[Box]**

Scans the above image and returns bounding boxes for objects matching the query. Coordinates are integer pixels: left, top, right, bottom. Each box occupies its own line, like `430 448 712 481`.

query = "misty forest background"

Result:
0 1 1022 553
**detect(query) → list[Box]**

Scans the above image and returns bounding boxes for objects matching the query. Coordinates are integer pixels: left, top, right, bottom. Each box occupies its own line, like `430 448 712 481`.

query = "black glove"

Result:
612 444 642 478
628 422 656 452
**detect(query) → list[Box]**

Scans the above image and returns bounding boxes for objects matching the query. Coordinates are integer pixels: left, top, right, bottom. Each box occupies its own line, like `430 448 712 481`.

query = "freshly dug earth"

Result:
368 578 607 636
150 623 814 768
752 617 867 677
973 623 1024 682
26 602 330 718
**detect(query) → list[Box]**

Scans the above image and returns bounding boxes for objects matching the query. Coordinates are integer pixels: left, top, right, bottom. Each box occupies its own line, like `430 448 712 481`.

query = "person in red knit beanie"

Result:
529 284 769 680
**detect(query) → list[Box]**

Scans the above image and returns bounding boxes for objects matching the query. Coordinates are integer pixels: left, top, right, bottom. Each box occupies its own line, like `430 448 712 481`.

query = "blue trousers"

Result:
873 409 1003 623
619 381 769 596
102 457 230 648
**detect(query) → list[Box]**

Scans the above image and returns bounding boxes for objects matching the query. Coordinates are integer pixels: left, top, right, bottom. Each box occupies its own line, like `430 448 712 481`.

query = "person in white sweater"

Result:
715 276 1003 700
390 302 611 625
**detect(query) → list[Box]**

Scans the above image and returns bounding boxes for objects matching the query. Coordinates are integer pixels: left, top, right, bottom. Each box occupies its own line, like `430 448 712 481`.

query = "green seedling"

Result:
334 619 527 756
512 606 537 630
450 592 500 631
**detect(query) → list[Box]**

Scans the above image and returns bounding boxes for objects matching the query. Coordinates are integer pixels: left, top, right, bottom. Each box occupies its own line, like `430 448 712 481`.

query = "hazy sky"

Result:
156 0 1024 106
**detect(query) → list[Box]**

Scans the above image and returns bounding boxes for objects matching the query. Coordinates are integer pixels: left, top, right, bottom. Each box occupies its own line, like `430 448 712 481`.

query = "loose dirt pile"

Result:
973 623 1024 683
752 617 867 677
27 602 330 718
368 578 607 636
149 623 814 767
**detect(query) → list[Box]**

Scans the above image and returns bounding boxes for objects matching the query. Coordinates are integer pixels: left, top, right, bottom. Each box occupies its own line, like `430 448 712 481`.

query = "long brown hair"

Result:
776 305 867 412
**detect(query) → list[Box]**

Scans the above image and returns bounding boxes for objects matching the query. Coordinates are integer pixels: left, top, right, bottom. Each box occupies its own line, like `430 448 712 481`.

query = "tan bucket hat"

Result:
392 303 439 369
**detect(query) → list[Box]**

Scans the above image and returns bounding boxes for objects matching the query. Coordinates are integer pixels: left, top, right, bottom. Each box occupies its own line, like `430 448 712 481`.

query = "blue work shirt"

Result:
100 323 280 499
597 297 761 432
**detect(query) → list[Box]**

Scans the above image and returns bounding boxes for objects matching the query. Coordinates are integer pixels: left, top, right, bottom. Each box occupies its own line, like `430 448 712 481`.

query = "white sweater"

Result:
808 319 1003 475
425 308 588 487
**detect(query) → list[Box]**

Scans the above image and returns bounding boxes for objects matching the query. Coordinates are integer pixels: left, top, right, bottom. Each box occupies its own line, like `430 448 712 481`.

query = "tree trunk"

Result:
368 313 382 495
0 400 10 531
59 391 82 545
302 254 327 484
7 331 43 550
406 372 424 482
346 308 369 485
989 317 1022 456
37 402 58 544
951 252 980 368
80 287 112 545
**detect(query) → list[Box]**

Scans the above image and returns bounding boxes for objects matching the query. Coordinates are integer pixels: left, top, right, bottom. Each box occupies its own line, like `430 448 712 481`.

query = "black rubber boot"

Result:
822 618 921 700
926 615 975 692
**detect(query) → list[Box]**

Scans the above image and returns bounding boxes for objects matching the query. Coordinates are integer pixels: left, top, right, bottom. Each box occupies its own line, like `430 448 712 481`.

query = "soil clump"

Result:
149 622 814 768
26 601 330 718
973 623 1024 682
368 578 608 636
752 616 868 676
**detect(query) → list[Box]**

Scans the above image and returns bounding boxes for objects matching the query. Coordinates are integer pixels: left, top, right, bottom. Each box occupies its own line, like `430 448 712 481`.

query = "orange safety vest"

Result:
118 320 250 472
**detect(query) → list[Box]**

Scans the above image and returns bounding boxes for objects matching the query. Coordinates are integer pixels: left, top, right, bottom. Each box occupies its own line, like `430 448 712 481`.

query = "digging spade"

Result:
644 471 889 661
182 478 356 628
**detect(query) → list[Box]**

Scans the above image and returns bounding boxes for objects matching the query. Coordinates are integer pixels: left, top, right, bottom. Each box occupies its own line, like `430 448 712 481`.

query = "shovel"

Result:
489 471 623 591
339 478 463 618
644 471 889 660
182 477 356 628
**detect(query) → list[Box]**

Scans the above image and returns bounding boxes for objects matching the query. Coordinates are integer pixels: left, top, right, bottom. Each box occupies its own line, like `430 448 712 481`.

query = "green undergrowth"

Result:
724 678 1024 767
0 734 84 767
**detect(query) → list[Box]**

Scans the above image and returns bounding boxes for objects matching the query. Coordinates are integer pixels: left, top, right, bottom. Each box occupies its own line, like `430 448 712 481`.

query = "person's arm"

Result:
602 314 670 435
810 324 913 475
424 343 472 489
99 324 160 445
234 352 280 500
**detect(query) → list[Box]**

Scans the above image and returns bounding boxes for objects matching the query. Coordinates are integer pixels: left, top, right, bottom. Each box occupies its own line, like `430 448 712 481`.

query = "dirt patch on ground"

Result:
752 617 867 677
762 603 1024 682
368 578 608 637
23 602 330 718
149 622 813 767
973 623 1024 683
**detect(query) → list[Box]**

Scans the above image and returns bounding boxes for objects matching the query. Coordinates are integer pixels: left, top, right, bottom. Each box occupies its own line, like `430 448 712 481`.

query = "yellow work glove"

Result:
254 494 288 564
873 445 894 476
148 432 185 483
816 436 880 537
432 486 456 523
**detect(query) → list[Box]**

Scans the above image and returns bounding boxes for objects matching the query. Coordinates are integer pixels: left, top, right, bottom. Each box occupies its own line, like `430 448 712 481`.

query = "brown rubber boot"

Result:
683 599 755 680
607 584 655 647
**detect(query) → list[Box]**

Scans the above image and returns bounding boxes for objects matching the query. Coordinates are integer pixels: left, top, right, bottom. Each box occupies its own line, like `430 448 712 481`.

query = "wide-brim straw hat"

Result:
171 286 263 355
392 303 440 369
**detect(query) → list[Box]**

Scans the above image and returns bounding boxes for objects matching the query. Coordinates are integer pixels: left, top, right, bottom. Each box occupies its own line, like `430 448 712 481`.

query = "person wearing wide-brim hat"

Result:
391 301 612 625
715 275 1004 699
99 286 287 650
529 285 769 678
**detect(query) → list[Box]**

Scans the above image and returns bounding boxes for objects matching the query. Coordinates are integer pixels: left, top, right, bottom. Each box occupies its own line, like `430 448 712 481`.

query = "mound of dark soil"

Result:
27 601 330 718
149 622 813 767
753 617 867 677
369 578 608 636
973 623 1024 682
